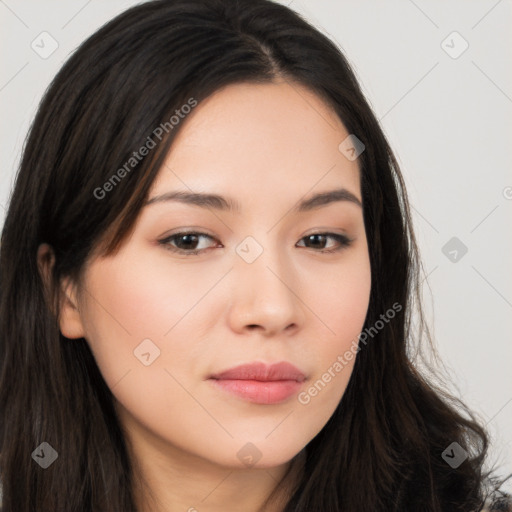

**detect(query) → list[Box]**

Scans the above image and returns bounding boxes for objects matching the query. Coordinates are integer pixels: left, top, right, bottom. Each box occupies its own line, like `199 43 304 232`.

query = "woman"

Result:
0 0 510 510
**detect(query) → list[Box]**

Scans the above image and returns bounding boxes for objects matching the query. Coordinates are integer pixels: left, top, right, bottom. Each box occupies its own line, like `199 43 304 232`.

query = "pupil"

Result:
308 234 324 248
180 234 198 249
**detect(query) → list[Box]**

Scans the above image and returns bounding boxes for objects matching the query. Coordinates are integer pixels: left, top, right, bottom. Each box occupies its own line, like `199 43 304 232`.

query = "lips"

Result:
208 361 306 404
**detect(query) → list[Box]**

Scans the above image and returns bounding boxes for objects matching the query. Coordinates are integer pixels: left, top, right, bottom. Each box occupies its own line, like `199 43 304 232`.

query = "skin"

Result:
39 80 372 512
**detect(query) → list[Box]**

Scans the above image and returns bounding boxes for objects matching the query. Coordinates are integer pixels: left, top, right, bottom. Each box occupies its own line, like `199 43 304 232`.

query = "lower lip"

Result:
209 379 302 404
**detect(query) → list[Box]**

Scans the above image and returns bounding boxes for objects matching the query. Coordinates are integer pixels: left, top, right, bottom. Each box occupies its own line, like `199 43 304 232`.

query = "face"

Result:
58 80 371 470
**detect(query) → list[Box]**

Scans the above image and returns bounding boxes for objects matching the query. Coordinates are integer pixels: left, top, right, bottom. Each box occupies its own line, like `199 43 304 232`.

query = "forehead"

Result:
150 80 361 207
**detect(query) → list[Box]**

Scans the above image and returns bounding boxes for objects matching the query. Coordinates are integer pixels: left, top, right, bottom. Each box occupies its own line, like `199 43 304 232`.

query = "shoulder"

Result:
483 493 512 511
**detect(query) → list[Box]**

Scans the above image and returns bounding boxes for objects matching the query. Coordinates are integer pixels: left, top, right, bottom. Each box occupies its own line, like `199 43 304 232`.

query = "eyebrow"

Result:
144 187 362 213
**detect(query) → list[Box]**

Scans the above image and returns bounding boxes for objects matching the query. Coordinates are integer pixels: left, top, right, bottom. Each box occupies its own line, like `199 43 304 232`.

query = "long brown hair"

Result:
0 0 509 510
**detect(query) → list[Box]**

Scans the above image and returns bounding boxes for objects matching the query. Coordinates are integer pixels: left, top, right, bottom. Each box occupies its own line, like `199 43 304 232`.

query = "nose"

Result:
227 241 306 337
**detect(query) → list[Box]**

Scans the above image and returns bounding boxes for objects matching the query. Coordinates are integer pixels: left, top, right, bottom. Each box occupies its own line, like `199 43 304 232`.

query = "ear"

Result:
37 243 86 340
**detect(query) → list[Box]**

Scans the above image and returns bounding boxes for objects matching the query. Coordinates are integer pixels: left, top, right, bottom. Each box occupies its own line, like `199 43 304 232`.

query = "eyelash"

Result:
158 230 353 256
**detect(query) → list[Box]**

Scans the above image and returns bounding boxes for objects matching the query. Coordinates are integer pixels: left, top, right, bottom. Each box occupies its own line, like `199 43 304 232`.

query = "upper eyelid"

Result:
160 230 350 241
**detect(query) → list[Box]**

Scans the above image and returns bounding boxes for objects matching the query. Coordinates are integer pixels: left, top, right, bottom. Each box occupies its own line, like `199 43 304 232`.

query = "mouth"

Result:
208 361 306 405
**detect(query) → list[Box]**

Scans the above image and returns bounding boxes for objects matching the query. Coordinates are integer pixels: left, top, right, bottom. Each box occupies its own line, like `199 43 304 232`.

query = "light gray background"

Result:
1 0 511 490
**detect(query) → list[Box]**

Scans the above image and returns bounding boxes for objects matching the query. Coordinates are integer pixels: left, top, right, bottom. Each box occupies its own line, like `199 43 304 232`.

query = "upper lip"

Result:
209 361 306 382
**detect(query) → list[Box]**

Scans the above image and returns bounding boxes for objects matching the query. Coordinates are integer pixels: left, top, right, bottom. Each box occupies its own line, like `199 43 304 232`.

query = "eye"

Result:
159 230 353 256
159 231 353 256
296 232 353 253
159 231 220 255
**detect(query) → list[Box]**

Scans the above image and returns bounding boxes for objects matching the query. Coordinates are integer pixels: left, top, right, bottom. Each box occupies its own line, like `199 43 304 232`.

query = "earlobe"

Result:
37 243 86 340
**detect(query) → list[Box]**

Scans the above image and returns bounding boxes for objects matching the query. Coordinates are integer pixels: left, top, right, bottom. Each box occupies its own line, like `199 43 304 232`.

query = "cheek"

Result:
299 251 371 404
76 257 171 388
80 253 218 351
78 258 212 443
92 253 228 337
77 253 232 429
305 248 371 342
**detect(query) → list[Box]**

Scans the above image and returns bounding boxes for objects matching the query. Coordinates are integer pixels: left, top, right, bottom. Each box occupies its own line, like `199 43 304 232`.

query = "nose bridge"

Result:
234 233 288 288
229 232 303 333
